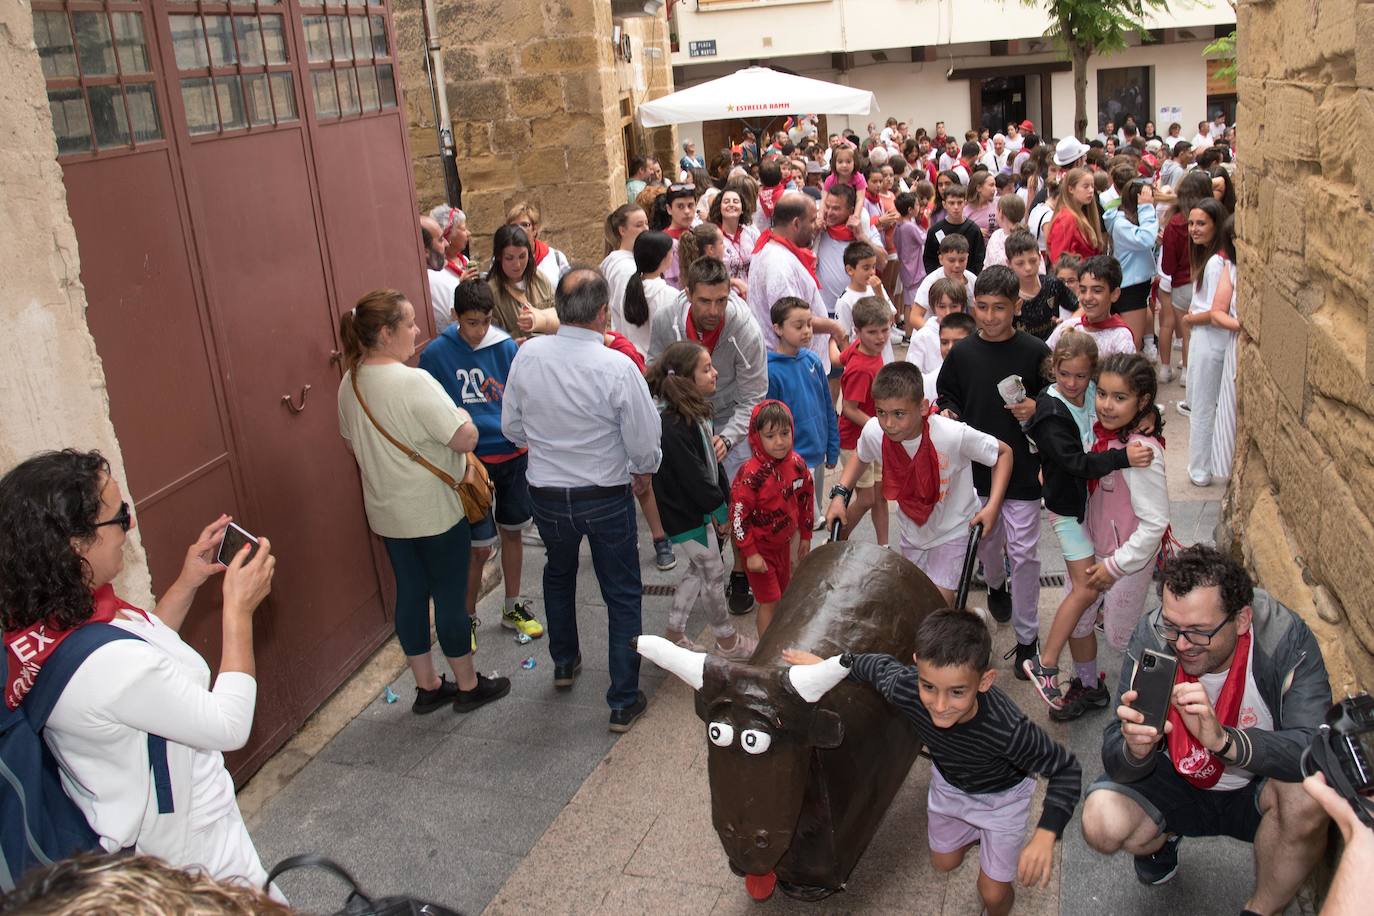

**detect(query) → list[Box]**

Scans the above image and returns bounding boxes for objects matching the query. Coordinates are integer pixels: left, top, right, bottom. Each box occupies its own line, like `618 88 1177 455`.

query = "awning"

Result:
637 66 878 127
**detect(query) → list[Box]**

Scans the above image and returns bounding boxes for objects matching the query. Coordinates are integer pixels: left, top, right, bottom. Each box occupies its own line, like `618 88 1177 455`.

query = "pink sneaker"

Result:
1022 655 1064 709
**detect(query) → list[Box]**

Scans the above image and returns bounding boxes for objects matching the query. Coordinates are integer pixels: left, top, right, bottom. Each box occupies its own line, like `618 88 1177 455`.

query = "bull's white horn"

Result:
788 655 849 703
634 634 706 689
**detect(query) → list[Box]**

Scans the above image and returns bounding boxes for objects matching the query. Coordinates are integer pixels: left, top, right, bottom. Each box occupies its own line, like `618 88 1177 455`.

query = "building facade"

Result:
669 0 1235 148
391 0 677 265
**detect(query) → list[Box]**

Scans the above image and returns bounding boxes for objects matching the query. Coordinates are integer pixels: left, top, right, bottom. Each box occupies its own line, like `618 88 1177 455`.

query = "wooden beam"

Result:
910 46 936 63
948 61 1071 81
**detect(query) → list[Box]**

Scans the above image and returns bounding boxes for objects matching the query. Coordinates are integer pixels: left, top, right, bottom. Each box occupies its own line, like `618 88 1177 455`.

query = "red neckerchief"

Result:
754 231 819 288
882 406 942 525
864 188 881 205
532 239 550 266
5 584 149 710
1168 630 1251 788
444 254 468 277
1081 313 1130 332
757 183 786 218
686 308 725 354
721 222 745 249
825 222 856 243
665 225 688 241
1087 421 1117 495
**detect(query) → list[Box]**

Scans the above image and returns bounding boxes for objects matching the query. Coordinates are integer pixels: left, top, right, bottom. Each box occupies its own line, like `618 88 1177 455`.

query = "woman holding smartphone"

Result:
0 449 279 893
336 289 510 717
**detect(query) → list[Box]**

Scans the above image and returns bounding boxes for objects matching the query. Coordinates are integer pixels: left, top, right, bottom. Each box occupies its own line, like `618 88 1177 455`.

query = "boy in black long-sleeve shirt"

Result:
937 266 1050 674
785 609 1080 916
923 183 987 274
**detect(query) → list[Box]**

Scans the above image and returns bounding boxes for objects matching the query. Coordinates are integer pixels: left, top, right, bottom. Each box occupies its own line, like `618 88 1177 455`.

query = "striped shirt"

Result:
850 653 1081 836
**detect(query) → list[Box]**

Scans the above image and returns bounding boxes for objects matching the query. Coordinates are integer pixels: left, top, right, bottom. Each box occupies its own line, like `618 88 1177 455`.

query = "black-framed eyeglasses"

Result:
94 501 133 533
1152 612 1232 647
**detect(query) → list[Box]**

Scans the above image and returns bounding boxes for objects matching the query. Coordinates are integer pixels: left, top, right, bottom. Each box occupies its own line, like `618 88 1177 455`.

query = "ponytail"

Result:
625 230 674 327
340 289 408 372
624 273 650 327
678 223 720 280
645 340 713 422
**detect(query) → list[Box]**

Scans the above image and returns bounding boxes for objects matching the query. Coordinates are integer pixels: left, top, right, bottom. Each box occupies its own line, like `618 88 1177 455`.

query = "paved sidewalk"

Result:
249 371 1265 914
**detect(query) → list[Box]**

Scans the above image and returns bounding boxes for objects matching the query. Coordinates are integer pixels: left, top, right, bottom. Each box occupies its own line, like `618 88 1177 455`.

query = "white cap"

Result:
1054 136 1091 167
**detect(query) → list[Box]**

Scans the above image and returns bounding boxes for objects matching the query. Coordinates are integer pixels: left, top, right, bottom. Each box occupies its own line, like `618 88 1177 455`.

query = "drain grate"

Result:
642 584 677 597
1039 574 1065 588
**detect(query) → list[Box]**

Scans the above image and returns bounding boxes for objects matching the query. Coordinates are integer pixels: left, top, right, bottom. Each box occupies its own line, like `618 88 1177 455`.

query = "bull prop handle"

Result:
955 522 984 612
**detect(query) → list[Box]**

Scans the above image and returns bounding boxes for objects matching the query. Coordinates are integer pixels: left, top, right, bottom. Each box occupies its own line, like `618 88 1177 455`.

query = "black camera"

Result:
1302 693 1374 827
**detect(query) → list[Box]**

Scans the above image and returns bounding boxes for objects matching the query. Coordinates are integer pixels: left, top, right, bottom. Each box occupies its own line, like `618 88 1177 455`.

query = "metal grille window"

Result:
32 3 163 156
299 0 396 121
168 1 298 135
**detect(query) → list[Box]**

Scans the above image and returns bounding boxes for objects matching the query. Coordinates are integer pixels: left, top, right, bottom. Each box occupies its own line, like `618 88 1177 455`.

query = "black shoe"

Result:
553 654 582 690
1134 834 1182 885
1048 675 1109 722
453 673 510 713
987 584 1012 623
726 572 756 615
608 691 647 733
1003 638 1037 680
412 675 460 715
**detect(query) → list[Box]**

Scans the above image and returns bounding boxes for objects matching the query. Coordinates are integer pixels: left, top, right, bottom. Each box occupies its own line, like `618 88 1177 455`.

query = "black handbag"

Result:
266 854 462 916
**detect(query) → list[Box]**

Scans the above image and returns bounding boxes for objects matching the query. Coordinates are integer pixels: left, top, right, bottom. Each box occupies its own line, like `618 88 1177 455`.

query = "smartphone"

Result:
1130 649 1179 736
217 522 260 567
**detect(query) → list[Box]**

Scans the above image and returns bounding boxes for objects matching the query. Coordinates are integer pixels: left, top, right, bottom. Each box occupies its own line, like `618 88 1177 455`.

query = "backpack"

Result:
0 624 172 891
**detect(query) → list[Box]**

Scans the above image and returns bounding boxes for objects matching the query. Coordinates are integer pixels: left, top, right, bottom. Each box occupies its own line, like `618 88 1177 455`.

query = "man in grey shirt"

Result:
502 268 662 731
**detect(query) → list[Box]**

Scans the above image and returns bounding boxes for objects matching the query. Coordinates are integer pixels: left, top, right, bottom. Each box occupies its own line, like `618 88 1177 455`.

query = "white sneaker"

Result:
1180 368 1187 389
1190 475 1213 488
1156 364 1174 384
1176 401 1191 417
1142 340 1160 363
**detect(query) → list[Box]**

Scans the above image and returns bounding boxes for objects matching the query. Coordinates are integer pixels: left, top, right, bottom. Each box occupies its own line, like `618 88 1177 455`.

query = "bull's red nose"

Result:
745 871 777 901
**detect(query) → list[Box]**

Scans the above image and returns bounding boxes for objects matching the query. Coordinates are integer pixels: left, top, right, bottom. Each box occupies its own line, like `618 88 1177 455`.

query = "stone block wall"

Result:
392 0 676 265
1228 0 1374 692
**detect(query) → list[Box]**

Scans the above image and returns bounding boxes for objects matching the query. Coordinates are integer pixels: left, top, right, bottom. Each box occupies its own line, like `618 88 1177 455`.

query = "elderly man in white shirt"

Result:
502 268 662 732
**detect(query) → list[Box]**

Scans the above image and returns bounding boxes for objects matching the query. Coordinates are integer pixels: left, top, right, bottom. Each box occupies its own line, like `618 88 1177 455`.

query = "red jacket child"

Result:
730 400 815 608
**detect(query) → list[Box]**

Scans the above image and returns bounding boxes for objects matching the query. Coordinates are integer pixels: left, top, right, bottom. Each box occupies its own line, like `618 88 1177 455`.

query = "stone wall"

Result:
0 2 151 605
1228 0 1374 693
392 0 676 265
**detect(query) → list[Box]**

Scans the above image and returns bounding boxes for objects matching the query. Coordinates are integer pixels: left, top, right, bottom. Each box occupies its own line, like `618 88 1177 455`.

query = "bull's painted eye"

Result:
740 729 772 755
708 722 734 747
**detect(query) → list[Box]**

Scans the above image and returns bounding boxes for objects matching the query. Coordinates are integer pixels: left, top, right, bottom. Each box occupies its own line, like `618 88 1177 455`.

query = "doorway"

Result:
979 76 1026 135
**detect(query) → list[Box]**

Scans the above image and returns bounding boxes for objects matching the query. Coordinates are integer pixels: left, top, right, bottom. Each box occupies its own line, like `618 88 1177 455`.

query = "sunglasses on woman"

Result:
94 501 133 533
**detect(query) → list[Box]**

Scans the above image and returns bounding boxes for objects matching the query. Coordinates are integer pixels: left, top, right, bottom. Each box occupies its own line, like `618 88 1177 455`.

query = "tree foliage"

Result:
1204 31 1237 84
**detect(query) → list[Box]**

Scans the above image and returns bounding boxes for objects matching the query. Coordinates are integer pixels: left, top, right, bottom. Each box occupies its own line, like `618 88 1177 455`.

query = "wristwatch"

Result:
1216 728 1235 761
829 484 853 506
718 435 733 452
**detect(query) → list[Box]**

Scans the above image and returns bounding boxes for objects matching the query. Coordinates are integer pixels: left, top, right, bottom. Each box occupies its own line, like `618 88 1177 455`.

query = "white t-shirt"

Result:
338 363 469 538
836 286 895 364
905 315 942 373
1045 316 1136 357
536 246 570 291
1197 637 1272 790
923 368 940 403
914 269 977 310
601 249 637 335
427 267 461 333
815 223 885 312
1028 202 1055 253
855 413 1000 549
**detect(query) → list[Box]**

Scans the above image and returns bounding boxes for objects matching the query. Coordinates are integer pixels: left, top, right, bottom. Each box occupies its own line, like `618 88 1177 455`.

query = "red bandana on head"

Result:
754 231 819 288
1167 630 1251 788
4 584 149 710
882 406 943 525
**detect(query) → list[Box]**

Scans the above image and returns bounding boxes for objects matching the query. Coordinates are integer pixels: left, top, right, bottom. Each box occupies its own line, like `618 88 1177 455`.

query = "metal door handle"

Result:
282 384 312 413
329 350 343 366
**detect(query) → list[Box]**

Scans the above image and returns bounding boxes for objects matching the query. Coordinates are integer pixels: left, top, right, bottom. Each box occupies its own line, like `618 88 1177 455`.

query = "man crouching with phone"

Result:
1081 545 1332 916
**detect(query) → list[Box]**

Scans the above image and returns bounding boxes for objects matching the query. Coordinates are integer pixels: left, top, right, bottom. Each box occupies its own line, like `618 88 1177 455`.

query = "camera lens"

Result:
1143 655 1155 669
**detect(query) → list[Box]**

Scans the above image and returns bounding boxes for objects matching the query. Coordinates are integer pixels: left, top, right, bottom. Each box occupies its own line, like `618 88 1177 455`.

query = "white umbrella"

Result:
637 66 878 128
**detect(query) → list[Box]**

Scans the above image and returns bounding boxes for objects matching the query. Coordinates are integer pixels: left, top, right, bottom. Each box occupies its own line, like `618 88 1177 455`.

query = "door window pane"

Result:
203 15 237 67
260 14 288 64
370 16 388 57
34 10 78 79
350 16 371 62
88 84 130 148
171 15 209 70
234 16 265 66
357 64 379 111
215 75 247 130
72 11 117 76
244 72 274 125
303 16 330 63
125 82 163 142
376 63 396 108
1096 66 1151 135
48 87 93 154
111 12 149 74
312 70 339 117
180 76 218 133
337 66 360 115
270 71 298 121
328 15 352 62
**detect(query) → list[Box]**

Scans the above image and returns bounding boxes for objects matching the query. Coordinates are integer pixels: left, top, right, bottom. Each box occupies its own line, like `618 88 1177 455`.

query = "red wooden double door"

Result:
32 0 430 778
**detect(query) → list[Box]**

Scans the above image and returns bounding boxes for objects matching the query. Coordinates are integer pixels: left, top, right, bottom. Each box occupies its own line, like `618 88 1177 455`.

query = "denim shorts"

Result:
470 452 533 547
1051 513 1094 562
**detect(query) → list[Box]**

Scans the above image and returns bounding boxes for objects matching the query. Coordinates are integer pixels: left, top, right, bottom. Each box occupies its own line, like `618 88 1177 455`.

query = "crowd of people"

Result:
1 108 1361 916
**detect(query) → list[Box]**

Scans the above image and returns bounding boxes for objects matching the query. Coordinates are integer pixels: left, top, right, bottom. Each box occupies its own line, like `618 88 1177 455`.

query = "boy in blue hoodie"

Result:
767 296 841 525
419 282 544 640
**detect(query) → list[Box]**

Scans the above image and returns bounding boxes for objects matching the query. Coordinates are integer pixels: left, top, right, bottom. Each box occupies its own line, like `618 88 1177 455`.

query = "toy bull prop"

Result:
634 540 947 901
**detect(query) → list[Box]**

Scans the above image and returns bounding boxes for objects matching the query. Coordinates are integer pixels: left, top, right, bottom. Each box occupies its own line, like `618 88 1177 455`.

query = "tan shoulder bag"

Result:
350 371 492 524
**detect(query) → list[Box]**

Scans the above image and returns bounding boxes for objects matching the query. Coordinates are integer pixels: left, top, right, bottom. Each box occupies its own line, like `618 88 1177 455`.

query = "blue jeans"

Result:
529 486 642 709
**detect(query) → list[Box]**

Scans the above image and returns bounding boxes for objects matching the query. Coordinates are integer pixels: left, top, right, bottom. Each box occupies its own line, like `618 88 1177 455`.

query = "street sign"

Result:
689 39 718 58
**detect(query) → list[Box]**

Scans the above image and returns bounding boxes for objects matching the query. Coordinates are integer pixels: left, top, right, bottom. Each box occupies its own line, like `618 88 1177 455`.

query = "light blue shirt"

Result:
501 324 662 487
